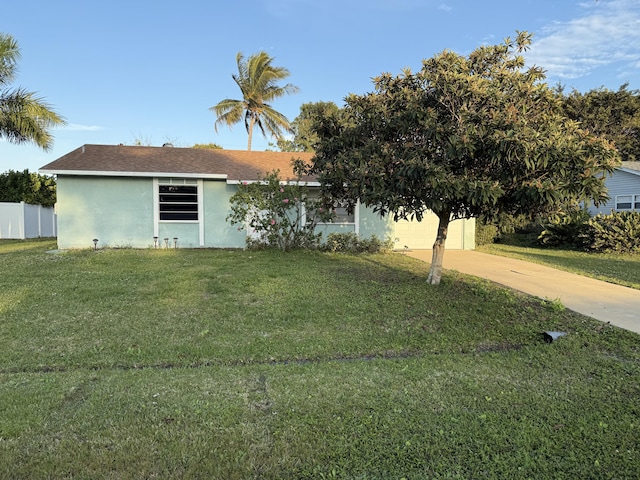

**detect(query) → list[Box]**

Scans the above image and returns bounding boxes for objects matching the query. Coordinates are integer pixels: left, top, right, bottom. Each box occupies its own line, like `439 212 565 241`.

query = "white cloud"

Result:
60 124 104 131
526 0 640 80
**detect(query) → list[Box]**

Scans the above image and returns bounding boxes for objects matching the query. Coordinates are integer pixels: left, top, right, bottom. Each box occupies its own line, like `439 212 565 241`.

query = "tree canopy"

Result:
306 32 620 284
192 143 222 150
560 83 640 162
273 101 340 152
210 51 299 150
0 33 65 150
0 169 56 207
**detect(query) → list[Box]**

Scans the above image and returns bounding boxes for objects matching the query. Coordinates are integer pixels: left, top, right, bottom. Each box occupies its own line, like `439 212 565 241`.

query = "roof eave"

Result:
226 179 321 186
38 169 228 180
619 167 640 176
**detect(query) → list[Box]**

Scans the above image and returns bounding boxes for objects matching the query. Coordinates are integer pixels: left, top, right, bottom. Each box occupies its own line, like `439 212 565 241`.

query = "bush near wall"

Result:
322 233 393 253
537 207 591 247
475 222 499 246
476 213 541 246
579 211 640 253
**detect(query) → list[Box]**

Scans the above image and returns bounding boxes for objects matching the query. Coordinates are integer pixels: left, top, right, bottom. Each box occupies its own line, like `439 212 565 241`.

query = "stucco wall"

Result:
55 175 473 250
57 176 154 249
56 176 246 249
202 182 245 247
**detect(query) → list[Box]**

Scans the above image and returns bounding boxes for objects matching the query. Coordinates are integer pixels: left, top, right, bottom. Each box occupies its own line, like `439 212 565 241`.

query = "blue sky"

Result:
1 0 639 172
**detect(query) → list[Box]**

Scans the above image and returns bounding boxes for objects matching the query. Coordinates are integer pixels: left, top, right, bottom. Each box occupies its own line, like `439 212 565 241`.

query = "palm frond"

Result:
210 50 299 149
0 88 66 151
210 99 245 132
0 33 20 86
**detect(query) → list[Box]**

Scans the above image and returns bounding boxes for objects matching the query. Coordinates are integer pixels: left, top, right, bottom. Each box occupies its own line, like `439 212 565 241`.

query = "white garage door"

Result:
394 212 469 250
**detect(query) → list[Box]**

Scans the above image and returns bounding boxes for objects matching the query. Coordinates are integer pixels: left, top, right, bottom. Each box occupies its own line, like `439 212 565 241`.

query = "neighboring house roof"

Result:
620 161 640 176
39 144 317 182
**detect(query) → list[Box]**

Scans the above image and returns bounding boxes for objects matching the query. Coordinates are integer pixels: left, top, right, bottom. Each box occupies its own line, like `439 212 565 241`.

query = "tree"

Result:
226 166 334 251
0 169 56 206
306 32 620 285
210 51 299 151
192 143 222 150
560 83 640 162
273 101 340 152
0 33 65 150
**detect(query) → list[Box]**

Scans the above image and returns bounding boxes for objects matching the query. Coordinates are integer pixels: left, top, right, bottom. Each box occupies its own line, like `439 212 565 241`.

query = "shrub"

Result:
476 213 541 245
579 211 640 253
322 233 393 253
537 206 590 247
227 169 334 251
475 222 499 246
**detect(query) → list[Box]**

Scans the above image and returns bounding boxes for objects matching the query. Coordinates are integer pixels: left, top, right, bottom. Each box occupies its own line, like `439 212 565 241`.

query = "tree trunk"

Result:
426 212 451 285
247 116 255 151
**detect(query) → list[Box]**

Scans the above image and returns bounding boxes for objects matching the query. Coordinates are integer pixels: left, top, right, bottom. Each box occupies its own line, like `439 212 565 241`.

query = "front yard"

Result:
0 239 638 478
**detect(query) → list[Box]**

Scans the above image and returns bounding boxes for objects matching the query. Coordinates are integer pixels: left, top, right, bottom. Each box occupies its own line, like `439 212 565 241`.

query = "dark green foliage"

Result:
580 211 640 253
538 206 591 247
475 222 499 246
307 32 620 284
0 169 56 206
272 101 340 152
561 83 640 162
321 232 393 253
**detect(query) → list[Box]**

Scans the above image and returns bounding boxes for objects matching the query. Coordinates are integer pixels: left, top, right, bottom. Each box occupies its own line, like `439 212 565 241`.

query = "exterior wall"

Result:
57 176 154 249
589 169 640 215
0 202 57 239
202 182 246 247
359 204 395 241
55 175 474 250
56 176 247 249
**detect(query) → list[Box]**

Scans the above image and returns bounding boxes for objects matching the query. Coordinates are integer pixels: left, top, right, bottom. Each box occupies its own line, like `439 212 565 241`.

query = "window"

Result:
615 194 640 211
159 180 198 221
332 201 356 224
305 194 355 224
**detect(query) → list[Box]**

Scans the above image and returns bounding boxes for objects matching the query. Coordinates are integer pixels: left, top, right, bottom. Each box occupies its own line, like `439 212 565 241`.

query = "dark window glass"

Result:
159 184 198 221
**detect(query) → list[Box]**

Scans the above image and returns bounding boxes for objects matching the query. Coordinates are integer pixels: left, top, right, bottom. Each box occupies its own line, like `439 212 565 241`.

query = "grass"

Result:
1 238 639 478
478 234 640 290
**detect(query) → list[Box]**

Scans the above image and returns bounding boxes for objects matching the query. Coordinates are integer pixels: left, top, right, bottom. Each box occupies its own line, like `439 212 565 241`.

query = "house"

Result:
588 161 640 215
39 144 475 250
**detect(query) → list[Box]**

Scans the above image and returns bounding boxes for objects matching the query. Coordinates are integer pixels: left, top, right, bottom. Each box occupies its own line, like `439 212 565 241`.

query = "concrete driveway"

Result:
406 250 640 335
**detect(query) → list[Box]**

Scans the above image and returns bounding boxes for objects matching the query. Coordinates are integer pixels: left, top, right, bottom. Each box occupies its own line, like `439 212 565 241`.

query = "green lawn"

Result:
479 238 640 289
1 238 639 479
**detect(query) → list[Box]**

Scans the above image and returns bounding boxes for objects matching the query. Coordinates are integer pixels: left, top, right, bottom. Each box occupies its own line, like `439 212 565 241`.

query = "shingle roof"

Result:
39 144 317 182
621 161 640 174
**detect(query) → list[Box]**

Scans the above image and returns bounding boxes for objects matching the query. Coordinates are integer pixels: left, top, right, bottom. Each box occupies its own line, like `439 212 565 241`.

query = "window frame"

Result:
158 178 200 222
304 193 356 225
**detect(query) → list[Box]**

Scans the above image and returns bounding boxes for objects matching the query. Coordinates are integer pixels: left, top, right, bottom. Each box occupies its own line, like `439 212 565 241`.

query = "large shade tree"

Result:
274 101 340 152
306 32 620 284
211 51 299 151
0 33 65 150
560 83 640 162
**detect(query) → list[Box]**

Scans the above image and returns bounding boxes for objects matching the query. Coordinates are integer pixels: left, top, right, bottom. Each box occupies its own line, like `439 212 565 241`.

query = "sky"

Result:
1 0 640 173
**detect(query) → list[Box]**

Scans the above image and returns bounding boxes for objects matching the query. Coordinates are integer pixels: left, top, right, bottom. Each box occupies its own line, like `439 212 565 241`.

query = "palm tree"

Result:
0 33 65 151
210 51 299 151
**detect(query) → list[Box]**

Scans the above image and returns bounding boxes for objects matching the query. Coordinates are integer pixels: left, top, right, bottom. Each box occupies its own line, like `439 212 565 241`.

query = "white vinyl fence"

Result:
0 202 57 239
